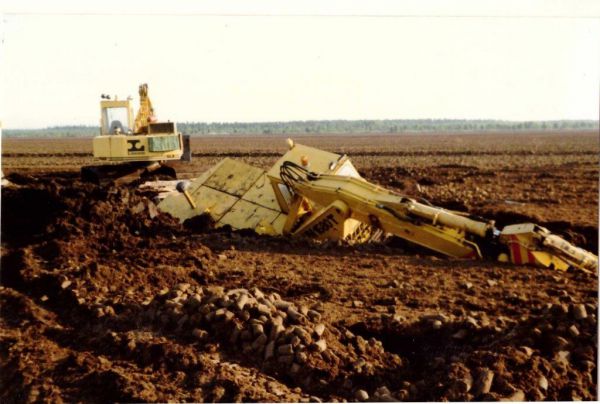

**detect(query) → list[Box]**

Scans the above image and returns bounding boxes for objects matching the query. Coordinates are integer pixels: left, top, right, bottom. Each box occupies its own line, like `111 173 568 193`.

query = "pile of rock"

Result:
146 284 332 378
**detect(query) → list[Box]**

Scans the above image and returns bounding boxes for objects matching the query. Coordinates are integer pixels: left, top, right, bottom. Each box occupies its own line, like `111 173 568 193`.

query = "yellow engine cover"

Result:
93 134 183 162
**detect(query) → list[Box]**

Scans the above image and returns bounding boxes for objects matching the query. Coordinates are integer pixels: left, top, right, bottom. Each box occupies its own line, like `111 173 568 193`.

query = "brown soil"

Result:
1 132 598 402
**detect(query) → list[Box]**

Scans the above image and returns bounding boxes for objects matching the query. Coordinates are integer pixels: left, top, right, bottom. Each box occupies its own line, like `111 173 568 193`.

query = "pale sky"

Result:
1 1 600 129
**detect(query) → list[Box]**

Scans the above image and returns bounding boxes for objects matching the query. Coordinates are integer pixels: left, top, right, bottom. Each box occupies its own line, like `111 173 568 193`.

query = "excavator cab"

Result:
100 98 134 135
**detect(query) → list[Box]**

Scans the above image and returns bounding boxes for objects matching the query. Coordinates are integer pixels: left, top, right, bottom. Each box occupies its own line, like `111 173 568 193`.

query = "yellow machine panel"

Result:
219 199 281 230
158 158 287 233
203 159 264 197
240 174 282 211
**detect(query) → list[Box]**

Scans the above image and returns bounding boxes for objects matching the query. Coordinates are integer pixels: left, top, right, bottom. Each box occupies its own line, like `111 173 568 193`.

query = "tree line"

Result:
3 119 598 138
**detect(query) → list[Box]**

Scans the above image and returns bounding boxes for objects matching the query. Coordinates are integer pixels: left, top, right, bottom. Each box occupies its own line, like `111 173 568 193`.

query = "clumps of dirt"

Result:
1 172 597 402
1 174 211 296
1 173 182 248
346 297 598 401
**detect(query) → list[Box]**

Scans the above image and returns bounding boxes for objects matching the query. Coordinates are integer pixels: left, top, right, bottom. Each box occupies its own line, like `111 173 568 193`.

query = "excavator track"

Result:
81 161 177 186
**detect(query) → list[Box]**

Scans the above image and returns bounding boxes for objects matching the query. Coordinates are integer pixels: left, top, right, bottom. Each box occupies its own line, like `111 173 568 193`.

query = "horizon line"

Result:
3 117 599 131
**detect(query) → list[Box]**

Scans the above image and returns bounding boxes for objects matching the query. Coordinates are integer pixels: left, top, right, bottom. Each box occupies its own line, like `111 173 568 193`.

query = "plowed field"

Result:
1 132 598 402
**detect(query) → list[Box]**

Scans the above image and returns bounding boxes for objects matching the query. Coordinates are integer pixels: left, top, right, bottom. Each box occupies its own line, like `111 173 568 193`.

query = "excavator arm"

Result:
134 83 155 133
279 161 598 272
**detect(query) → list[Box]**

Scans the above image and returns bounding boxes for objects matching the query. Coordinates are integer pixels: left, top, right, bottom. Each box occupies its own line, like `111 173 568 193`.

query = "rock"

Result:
554 336 569 350
530 388 545 401
312 339 327 352
554 303 569 315
240 330 253 341
175 283 190 292
355 336 368 353
230 324 242 344
277 344 294 355
251 323 264 336
538 375 548 391
307 309 322 321
274 300 293 311
580 360 595 372
375 386 392 398
432 320 443 330
520 346 534 357
235 294 249 311
264 341 275 360
568 325 580 337
463 281 473 290
287 307 303 322
573 304 587 320
290 335 301 347
217 254 227 261
465 316 479 329
395 389 409 400
500 389 525 401
432 356 445 368
60 279 72 289
278 354 294 365
392 314 406 323
353 358 366 371
295 351 308 364
267 381 286 396
486 279 497 287
474 369 494 395
355 389 369 401
352 300 364 308
126 338 137 352
251 287 264 299
270 323 285 341
555 350 570 365
192 328 208 340
314 323 325 337
294 327 312 343
452 329 468 339
256 304 271 316
252 333 268 350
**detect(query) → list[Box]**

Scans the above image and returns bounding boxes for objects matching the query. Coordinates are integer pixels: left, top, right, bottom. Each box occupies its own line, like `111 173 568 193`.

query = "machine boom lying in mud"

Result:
82 84 191 185
157 139 598 273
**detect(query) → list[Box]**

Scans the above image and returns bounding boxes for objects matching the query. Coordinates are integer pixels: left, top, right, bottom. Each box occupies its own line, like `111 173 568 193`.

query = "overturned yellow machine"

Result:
158 139 598 273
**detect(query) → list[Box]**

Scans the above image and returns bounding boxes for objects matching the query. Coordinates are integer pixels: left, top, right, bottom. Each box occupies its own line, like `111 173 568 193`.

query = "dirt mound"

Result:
1 172 597 402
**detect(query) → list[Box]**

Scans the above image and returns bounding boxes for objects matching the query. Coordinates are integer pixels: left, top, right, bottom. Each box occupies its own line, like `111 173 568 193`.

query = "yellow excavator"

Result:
81 84 191 185
158 139 598 273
